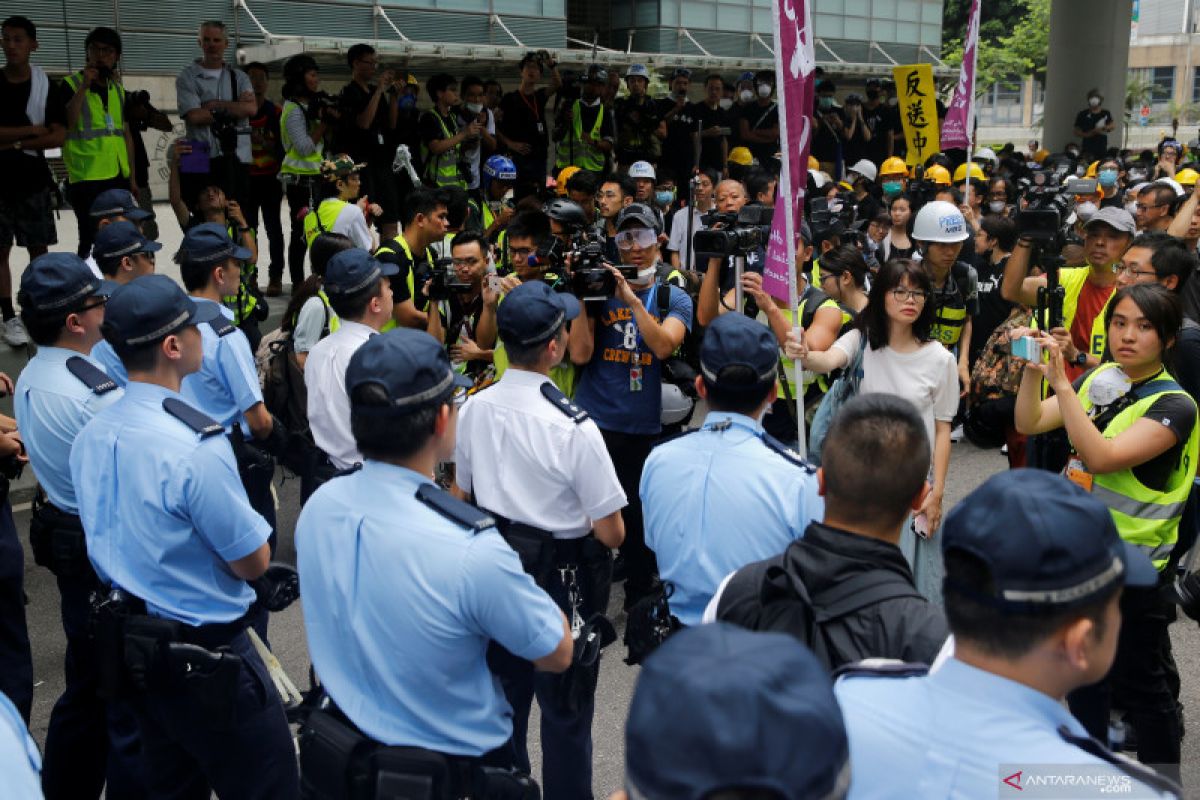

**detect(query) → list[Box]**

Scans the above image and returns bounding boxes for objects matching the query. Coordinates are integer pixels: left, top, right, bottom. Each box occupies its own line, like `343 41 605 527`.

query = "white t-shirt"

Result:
830 329 959 447
461 108 497 190
323 200 374 251
666 205 710 270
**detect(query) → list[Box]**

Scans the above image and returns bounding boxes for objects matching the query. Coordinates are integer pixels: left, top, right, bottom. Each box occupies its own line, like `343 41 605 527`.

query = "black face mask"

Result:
866 90 879 101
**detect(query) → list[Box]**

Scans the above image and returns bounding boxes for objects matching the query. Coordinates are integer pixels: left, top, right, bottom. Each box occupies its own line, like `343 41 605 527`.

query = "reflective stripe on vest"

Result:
303 199 349 248
1078 363 1200 570
558 100 605 172
219 223 260 323
316 290 341 334
1032 265 1114 358
279 101 323 176
377 235 422 332
62 72 129 182
420 111 465 189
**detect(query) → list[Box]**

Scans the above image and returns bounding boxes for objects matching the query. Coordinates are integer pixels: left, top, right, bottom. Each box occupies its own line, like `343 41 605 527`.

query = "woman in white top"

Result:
880 193 918 262
283 232 350 367
788 258 958 603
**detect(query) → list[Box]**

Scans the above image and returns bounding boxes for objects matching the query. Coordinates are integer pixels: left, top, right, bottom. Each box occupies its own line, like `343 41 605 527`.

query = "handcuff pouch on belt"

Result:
299 704 538 800
30 494 91 579
229 423 276 483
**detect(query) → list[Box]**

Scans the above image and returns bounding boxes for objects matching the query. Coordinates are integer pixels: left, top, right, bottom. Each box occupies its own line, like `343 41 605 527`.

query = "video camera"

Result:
309 91 340 123
426 257 474 301
692 205 774 257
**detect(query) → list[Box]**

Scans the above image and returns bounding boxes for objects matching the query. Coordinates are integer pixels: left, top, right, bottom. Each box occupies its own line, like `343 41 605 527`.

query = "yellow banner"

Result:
892 64 940 168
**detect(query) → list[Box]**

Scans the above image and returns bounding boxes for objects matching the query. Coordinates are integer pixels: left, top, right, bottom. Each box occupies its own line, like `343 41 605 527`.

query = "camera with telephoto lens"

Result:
569 237 635 302
426 257 473 301
692 205 774 257
1167 571 1200 621
309 91 340 123
211 110 250 154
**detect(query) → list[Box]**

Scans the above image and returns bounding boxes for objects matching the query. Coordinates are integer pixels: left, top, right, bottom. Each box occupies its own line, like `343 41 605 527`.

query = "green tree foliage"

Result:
942 0 1051 92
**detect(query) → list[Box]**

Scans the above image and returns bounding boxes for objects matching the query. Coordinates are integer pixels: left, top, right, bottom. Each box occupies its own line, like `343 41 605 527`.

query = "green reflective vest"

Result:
375 234 427 332
420 110 465 189
279 101 323 176
62 72 129 182
303 199 349 248
557 100 605 172
220 222 260 324
1078 364 1199 570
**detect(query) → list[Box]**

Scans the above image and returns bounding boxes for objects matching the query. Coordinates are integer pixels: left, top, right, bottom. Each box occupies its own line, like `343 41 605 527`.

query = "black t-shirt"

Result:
657 97 698 173
812 105 846 163
1074 108 1113 158
861 102 889 164
337 81 392 162
0 72 66 200
1174 321 1200 403
419 109 459 150
615 94 662 163
739 101 779 166
498 88 551 159
968 256 1015 363
841 107 872 166
690 101 728 172
374 235 433 306
1072 368 1197 491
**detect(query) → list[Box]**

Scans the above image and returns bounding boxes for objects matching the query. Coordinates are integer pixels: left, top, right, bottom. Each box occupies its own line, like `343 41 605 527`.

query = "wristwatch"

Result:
1074 351 1088 366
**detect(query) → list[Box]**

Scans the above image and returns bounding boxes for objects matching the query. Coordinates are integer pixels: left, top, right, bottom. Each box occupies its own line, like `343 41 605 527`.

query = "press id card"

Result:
1064 457 1094 492
629 365 643 392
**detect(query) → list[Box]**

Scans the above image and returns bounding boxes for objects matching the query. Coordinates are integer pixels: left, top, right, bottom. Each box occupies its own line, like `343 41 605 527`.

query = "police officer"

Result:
295 328 572 797
641 313 823 626
454 280 626 799
71 274 298 798
835 470 1180 799
0 691 41 800
13 253 144 799
92 220 160 283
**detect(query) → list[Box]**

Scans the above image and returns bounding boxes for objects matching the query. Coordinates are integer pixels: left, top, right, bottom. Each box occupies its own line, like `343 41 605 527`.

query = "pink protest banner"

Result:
761 0 815 304
941 0 979 150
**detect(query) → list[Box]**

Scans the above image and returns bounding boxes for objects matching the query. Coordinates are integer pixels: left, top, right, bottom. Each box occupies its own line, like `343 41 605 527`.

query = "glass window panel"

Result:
873 19 897 41
844 17 870 39
814 13 844 38
896 0 919 20
845 0 870 14
681 0 716 27
717 4 750 30
873 0 897 17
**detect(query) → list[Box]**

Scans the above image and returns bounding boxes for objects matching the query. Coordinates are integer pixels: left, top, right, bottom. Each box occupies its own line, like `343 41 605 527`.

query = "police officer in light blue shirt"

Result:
296 329 572 793
12 252 145 799
835 470 1180 800
641 312 823 625
70 274 298 798
0 691 42 800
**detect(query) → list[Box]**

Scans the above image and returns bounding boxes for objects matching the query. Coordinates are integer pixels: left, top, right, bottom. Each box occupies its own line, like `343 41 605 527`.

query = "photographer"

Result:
175 21 254 209
667 167 717 270
419 73 472 191
375 188 449 330
840 92 873 170
736 71 779 173
656 68 695 188
498 51 562 199
569 204 692 610
336 44 400 241
243 62 285 296
301 154 378 252
280 54 334 292
555 66 614 177
812 79 845 176
615 64 665 168
425 232 499 377
459 76 498 196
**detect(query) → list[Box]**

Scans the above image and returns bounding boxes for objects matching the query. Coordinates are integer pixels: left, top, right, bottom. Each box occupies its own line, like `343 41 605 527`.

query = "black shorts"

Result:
0 189 57 249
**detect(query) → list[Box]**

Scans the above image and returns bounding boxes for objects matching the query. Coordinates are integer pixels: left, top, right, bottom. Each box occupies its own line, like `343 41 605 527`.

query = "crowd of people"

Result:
4 9 1200 800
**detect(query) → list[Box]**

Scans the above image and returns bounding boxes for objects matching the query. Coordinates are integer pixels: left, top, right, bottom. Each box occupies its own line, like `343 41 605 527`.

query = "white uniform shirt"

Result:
455 367 627 538
304 319 374 469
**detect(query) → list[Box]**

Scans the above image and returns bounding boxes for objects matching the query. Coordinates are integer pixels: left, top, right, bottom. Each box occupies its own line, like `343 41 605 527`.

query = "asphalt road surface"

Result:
9 209 1200 797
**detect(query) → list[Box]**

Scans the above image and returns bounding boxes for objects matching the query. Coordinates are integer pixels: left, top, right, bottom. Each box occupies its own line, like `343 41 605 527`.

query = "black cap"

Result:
176 223 253 265
616 202 663 235
943 469 1159 611
626 623 849 800
93 220 162 262
699 313 778 391
20 253 105 313
345 329 472 414
497 280 580 346
102 275 217 348
90 189 152 222
323 249 399 296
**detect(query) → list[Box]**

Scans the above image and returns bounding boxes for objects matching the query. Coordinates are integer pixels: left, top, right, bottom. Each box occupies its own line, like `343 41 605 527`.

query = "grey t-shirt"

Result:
176 61 253 162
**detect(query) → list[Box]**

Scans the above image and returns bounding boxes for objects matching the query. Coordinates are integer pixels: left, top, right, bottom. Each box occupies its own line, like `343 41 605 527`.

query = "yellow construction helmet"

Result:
1177 167 1200 187
728 147 755 167
556 165 581 195
1085 160 1099 178
880 156 908 177
808 154 820 170
953 162 986 183
925 164 952 186
1033 148 1050 164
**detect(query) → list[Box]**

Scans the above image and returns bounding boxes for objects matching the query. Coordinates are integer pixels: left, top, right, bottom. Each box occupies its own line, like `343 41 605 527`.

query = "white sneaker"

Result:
3 317 29 347
950 424 964 443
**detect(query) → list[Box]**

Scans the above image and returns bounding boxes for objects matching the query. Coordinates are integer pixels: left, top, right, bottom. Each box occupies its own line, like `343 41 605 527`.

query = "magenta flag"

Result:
941 0 979 150
760 0 816 303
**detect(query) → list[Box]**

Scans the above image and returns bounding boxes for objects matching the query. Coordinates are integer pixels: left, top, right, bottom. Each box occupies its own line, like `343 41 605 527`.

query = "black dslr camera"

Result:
426 257 473 301
692 205 774 257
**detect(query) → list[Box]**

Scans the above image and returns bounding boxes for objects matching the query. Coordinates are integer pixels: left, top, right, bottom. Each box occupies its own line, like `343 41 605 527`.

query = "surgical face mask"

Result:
757 83 773 98
465 101 483 114
1076 201 1098 222
738 89 754 103
988 200 1006 214
1098 168 1119 188
655 190 674 206
1088 96 1101 108
818 96 833 110
882 180 903 197
1126 201 1139 216
718 98 734 110
582 96 601 107
1066 148 1079 159
634 265 658 284
886 96 898 107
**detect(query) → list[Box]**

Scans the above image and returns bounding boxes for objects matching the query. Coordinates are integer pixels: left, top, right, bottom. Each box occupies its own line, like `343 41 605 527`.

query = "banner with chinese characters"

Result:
940 0 978 150
892 64 939 168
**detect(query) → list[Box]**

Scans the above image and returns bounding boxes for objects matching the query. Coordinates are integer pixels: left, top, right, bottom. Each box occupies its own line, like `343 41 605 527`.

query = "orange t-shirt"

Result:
1066 278 1114 382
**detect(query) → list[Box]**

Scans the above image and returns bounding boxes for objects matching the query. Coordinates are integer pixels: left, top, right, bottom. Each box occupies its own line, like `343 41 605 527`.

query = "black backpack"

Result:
717 556 922 672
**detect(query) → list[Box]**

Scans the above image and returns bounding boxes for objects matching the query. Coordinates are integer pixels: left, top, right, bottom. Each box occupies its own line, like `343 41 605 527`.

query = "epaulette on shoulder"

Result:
540 382 588 424
207 316 236 337
161 397 224 438
415 483 496 533
760 432 816 473
832 658 929 682
65 356 119 395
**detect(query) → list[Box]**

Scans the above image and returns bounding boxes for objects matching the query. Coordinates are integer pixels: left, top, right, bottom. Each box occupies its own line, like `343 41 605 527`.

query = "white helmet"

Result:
847 159 878 183
661 383 694 425
810 170 830 189
628 160 657 180
1157 177 1186 197
912 200 969 243
973 147 998 167
626 63 651 80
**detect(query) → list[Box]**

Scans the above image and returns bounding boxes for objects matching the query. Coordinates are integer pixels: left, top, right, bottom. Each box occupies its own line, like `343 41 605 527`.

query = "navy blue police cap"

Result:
102 274 217 348
323 249 399 296
942 469 1158 611
496 279 580 346
176 223 253 265
626 623 850 800
89 188 153 221
345 328 472 414
93 220 162 263
699 312 778 391
20 252 109 314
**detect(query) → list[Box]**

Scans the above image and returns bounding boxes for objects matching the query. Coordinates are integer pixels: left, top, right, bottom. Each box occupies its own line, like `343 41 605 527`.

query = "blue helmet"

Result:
482 155 517 189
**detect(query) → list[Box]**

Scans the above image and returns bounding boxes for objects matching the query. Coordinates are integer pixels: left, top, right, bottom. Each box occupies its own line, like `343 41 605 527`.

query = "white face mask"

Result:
632 265 658 285
1076 201 1098 222
757 83 772 98
719 98 734 110
886 96 898 107
582 96 601 107
739 89 754 103
988 200 1006 214
1088 96 1101 108
465 102 483 114
1126 201 1139 216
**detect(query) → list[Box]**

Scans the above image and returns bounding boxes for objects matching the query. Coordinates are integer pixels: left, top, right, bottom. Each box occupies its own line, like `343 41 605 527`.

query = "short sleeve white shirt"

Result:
304 320 374 468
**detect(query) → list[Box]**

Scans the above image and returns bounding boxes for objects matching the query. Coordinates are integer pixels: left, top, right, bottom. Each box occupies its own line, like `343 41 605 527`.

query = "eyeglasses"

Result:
819 271 841 284
77 297 108 313
615 228 657 250
509 246 535 259
1115 264 1157 278
451 257 481 267
890 287 928 303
